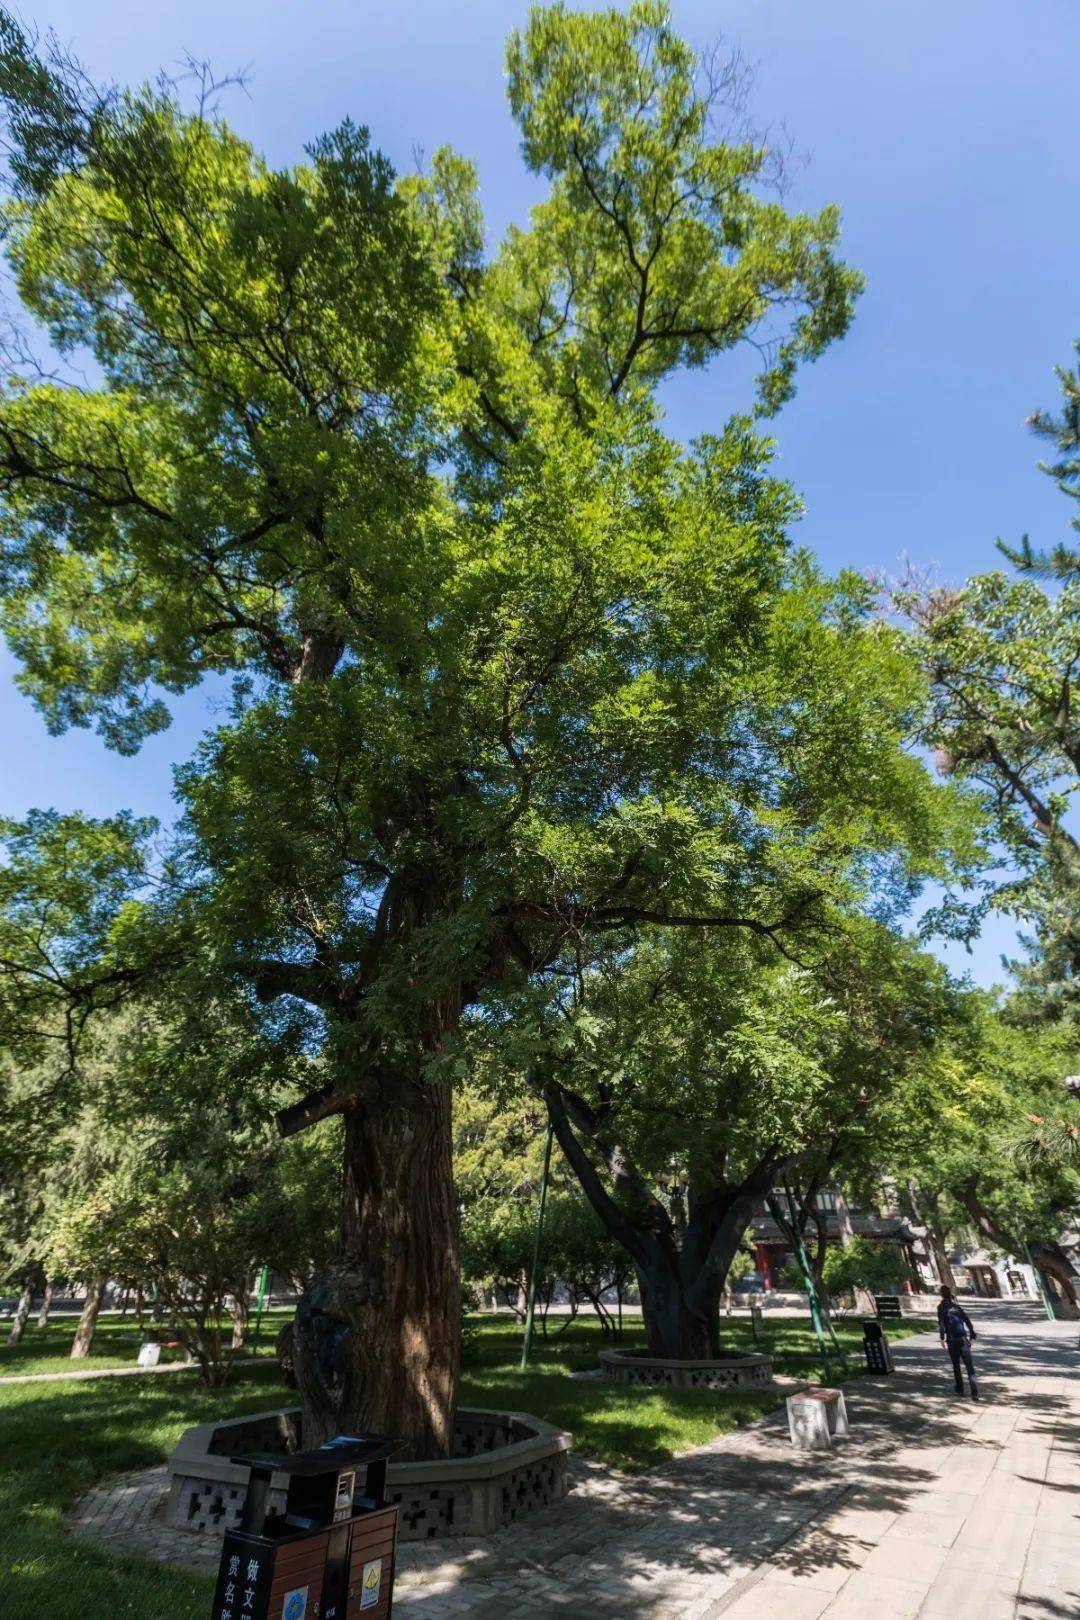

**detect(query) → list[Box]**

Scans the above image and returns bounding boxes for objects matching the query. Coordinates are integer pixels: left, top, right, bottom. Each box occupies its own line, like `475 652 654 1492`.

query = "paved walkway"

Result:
1 1360 267 1386
0 1356 262 1386
65 1300 1080 1618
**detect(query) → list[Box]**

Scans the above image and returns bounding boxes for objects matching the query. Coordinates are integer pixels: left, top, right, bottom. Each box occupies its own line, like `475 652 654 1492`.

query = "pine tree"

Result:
999 341 1080 578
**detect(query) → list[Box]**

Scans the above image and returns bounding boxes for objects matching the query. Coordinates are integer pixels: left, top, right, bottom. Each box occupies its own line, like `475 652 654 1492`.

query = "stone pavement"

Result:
64 1299 1080 1618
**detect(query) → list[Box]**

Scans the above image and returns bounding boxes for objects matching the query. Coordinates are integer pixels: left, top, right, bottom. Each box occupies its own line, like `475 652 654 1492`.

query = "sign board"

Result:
360 1559 383 1611
212 1534 275 1620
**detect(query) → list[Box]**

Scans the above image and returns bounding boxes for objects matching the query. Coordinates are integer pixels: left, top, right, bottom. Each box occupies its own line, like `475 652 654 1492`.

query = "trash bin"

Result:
211 1433 404 1620
862 1317 894 1375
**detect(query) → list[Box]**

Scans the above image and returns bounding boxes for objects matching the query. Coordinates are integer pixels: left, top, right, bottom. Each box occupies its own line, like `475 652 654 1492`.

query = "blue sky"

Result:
2 0 1078 985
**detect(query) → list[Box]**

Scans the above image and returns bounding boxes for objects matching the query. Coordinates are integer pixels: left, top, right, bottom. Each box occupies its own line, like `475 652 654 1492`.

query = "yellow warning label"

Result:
360 1559 382 1610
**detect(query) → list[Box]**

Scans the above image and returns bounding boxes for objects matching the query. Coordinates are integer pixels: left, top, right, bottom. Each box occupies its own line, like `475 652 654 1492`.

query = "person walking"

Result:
938 1285 979 1400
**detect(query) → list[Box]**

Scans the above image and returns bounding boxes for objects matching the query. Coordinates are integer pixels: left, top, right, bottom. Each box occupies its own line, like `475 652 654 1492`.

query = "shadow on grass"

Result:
7 1299 1079 1620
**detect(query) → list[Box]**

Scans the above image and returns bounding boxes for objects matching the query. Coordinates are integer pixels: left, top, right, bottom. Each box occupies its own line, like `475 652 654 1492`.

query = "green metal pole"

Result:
252 1265 271 1352
783 1183 834 1384
520 1119 555 1372
1024 1242 1057 1322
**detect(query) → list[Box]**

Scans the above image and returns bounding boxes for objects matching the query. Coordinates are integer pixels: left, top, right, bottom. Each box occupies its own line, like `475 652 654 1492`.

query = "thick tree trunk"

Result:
544 1076 766 1360
635 1199 753 1358
951 1178 1079 1318
230 1285 250 1352
36 1279 55 1329
8 1275 36 1346
835 1187 855 1247
906 1182 955 1289
636 1256 714 1358
70 1274 106 1359
294 1083 460 1459
1030 1241 1080 1317
926 1226 956 1291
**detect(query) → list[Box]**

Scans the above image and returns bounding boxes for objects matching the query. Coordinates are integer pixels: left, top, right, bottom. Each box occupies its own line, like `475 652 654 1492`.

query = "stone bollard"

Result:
786 1388 849 1450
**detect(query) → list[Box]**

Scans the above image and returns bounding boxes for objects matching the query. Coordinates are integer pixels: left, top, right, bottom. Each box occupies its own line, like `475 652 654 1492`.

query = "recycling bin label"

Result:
359 1560 383 1610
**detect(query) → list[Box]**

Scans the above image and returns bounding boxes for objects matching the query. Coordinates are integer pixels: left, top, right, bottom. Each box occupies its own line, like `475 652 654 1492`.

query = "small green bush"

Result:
822 1237 909 1295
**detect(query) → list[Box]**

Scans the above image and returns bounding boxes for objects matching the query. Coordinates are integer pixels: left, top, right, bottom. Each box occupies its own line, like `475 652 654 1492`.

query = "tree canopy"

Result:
0 2 993 1447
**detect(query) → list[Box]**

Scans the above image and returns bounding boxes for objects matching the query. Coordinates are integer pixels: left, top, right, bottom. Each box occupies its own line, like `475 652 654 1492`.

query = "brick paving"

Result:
63 1300 1080 1618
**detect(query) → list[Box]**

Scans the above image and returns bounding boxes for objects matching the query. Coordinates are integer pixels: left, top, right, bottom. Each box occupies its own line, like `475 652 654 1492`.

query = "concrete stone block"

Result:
786 1389 849 1450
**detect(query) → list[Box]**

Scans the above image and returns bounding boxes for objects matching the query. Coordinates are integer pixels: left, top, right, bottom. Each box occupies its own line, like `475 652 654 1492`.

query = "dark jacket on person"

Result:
937 1298 976 1343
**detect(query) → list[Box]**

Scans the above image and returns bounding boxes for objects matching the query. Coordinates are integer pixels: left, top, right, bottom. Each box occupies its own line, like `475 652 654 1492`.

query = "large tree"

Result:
0 5 963 1453
901 344 1080 994
41 1021 337 1384
479 921 959 1358
894 995 1080 1310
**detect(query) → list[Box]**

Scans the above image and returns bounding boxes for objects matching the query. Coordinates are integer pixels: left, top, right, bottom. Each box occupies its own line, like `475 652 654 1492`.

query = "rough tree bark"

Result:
646 1191 758 1357
8 1267 39 1346
36 1278 54 1329
906 1181 955 1290
835 1187 856 1248
292 1081 460 1459
951 1177 1079 1315
545 1079 773 1358
70 1274 107 1359
230 1282 250 1352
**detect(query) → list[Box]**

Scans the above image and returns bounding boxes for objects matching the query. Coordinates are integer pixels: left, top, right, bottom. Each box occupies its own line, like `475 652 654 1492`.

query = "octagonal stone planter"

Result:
167 1405 571 1542
599 1346 774 1390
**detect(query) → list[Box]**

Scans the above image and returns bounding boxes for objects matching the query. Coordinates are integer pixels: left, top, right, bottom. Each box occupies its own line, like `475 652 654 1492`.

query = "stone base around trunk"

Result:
599 1347 774 1390
167 1405 571 1541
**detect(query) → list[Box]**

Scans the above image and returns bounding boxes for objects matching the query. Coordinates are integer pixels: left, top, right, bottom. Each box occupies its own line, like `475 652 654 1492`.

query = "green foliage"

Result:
502 2 862 415
889 994 1080 1261
0 5 979 1418
775 1259 803 1290
0 810 156 1064
903 572 1080 871
1013 1108 1080 1167
900 351 1080 992
0 6 962 1097
485 919 960 1217
998 339 1080 579
822 1236 909 1296
1 988 337 1382
458 1090 633 1338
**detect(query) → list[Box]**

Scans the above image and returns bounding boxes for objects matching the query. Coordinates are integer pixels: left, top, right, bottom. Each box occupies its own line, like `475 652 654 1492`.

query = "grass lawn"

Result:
460 1312 927 1470
0 1363 285 1620
0 1309 294 1378
0 1311 930 1620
